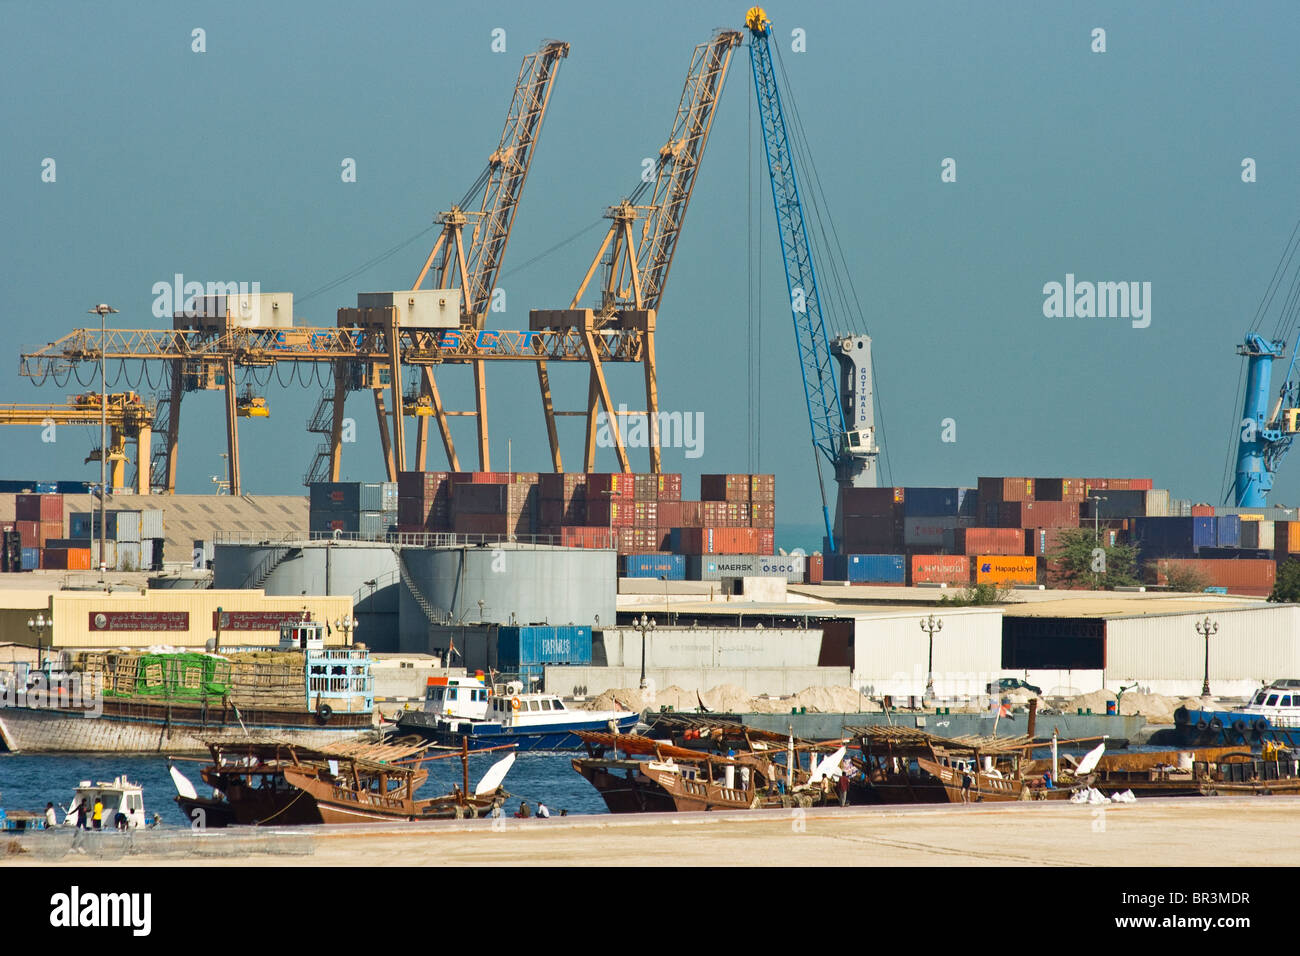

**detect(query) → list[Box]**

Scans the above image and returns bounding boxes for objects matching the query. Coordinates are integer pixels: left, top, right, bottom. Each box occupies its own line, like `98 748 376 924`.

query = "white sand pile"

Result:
581 684 882 714
1060 689 1185 723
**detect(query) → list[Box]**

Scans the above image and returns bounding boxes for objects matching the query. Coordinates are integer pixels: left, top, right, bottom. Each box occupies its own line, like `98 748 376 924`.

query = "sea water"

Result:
0 751 609 826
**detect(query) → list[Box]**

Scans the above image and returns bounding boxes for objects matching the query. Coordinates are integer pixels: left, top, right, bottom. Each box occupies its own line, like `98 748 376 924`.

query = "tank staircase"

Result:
148 381 171 493
396 549 445 628
304 390 335 487
240 545 299 591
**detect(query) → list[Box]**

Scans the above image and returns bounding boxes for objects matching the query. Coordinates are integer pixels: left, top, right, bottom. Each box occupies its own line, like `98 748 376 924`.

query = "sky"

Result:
3 0 1300 536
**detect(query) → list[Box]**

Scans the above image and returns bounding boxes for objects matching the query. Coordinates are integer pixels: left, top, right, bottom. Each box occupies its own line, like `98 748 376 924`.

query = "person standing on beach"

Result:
92 796 103 829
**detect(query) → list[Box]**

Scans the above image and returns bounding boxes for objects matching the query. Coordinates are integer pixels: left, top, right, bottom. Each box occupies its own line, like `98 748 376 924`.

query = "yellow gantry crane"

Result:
531 28 742 473
311 39 570 483
0 392 154 494
16 31 738 492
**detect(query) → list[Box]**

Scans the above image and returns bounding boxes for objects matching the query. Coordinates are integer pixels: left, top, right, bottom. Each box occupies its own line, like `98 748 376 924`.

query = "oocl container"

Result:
688 554 804 582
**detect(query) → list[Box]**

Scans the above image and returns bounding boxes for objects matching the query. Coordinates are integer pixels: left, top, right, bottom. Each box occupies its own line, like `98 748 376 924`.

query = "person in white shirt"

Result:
44 803 57 828
536 802 551 819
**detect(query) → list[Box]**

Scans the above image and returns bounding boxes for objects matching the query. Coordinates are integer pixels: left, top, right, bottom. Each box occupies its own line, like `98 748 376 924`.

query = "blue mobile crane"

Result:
1229 222 1300 507
746 7 880 551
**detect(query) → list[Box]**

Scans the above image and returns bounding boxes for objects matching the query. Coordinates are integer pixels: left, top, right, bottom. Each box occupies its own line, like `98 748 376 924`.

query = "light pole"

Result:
88 304 117 579
27 612 51 673
633 613 655 691
1195 616 1218 697
1089 495 1108 588
333 615 359 647
919 613 943 702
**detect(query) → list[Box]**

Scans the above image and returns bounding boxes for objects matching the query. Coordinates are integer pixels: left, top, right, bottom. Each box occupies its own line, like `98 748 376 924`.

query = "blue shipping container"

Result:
496 625 593 666
623 554 686 579
1215 515 1241 549
1132 517 1206 557
902 488 961 517
20 547 39 571
957 488 978 518
827 553 905 583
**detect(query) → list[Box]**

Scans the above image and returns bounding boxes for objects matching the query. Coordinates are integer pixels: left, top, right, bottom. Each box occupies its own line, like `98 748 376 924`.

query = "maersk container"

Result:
1215 515 1241 549
902 488 960 517
688 554 804 582
496 625 593 667
623 554 686 579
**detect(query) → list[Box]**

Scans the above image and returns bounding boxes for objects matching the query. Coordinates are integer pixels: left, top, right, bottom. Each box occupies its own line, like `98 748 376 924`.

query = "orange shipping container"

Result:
954 527 1024 556
910 554 969 584
675 527 759 555
1278 521 1300 553
1152 558 1275 590
973 555 1038 585
67 547 93 571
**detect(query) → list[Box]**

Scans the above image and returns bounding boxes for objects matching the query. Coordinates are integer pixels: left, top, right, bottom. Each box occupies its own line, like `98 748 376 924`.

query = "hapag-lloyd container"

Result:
910 553 969 584
496 626 592 667
973 555 1038 585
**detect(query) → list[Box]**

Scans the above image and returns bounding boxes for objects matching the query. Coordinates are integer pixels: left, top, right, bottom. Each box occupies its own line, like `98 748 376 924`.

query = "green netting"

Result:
104 653 230 699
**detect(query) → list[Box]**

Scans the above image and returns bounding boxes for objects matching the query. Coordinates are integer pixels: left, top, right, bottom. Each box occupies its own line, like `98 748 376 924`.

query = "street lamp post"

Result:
919 613 943 702
88 304 118 580
633 613 656 691
334 615 359 647
27 612 51 673
1195 616 1218 697
1089 495 1108 588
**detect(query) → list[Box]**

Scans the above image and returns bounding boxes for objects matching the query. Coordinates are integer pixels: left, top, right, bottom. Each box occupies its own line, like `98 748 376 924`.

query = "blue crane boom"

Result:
746 7 878 551
1234 333 1300 506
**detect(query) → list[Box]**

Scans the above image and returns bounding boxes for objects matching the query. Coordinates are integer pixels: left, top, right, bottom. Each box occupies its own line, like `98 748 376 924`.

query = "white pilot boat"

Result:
63 775 147 829
395 673 640 751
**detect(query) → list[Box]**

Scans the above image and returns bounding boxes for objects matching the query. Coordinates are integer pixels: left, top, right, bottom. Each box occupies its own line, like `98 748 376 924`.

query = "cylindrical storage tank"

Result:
397 545 615 653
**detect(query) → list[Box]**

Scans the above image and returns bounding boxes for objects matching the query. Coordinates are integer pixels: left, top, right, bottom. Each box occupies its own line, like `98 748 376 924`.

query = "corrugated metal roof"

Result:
1004 596 1270 619
58 493 307 565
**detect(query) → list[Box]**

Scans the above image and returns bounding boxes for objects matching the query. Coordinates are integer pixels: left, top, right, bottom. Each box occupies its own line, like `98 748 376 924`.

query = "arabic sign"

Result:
213 611 308 631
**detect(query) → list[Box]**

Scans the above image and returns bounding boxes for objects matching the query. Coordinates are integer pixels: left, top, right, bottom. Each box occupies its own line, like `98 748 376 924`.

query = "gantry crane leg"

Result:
222 356 241 495
164 364 183 494
537 361 562 472
328 360 348 481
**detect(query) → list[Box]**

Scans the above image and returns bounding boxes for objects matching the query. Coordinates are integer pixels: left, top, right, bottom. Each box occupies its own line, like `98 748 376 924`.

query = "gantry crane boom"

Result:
532 28 741 474
0 393 154 494
746 7 878 550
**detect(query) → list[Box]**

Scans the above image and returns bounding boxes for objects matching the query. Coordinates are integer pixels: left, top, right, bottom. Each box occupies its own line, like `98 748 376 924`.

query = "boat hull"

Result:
398 711 640 752
0 704 376 754
1173 706 1300 746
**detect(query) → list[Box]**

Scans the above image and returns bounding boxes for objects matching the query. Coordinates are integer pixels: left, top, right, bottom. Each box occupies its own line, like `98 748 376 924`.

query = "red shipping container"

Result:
587 473 635 500
587 498 636 528
15 520 39 549
910 553 970 584
539 473 587 501
398 471 450 498
1151 558 1275 590
633 474 659 501
561 526 615 549
1191 504 1214 517
540 499 565 527
750 502 776 528
954 527 1025 556
700 474 751 502
631 528 661 552
656 502 683 528
675 527 759 555
1130 479 1154 490
679 501 703 527
1024 527 1070 557
633 501 658 528
839 487 904 517
749 474 775 502
805 553 824 584
16 494 63 522
996 501 1080 529
510 472 540 485
657 474 682 501
977 477 1035 502
40 548 68 570
757 528 774 554
616 527 636 555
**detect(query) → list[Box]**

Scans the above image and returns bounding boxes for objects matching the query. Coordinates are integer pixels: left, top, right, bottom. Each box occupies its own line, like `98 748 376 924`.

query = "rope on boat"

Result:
252 787 309 826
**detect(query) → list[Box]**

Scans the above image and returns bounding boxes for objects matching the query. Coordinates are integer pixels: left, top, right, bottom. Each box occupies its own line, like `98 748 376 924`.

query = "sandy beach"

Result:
6 796 1296 867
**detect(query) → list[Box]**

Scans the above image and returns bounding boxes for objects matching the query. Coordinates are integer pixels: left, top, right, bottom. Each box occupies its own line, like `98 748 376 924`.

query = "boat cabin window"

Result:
1254 691 1268 705
529 700 540 712
1267 695 1280 707
541 699 552 711
552 699 565 711
1283 696 1293 707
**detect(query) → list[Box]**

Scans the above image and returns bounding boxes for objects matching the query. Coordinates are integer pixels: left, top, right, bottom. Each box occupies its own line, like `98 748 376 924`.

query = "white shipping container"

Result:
902 516 960 547
116 541 141 571
1259 520 1275 551
1144 489 1170 517
91 540 116 571
139 509 164 540
115 510 141 542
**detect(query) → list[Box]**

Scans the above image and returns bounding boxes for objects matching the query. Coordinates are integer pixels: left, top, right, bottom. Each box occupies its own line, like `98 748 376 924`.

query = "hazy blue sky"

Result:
3 1 1300 534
